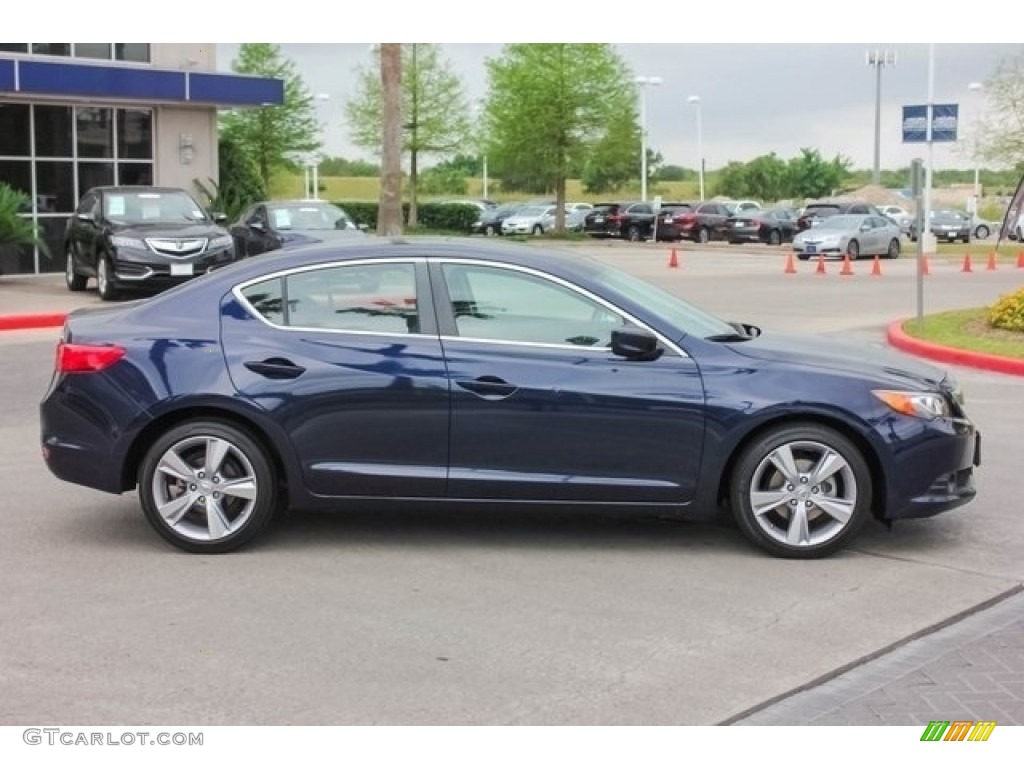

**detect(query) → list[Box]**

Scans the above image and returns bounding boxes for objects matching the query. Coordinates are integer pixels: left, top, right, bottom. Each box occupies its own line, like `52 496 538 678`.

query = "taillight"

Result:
608 213 623 223
56 342 126 373
677 213 697 224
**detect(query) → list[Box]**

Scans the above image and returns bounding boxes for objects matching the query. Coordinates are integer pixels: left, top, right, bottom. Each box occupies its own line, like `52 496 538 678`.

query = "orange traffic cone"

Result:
668 248 679 269
962 253 973 273
840 253 854 276
1017 250 1024 268
816 254 827 274
987 251 997 271
783 250 796 274
870 254 882 276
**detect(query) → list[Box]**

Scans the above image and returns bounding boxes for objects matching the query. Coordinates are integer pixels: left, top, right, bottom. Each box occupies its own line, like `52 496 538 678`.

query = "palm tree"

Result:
0 183 49 270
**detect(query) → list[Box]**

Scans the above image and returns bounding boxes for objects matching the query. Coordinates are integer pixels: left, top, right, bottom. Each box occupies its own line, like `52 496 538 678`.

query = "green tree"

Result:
485 44 636 230
319 156 381 177
977 50 1024 168
581 109 641 194
346 44 471 227
712 161 750 198
220 43 321 192
192 136 266 220
743 153 789 201
786 148 851 198
656 165 696 182
0 183 49 261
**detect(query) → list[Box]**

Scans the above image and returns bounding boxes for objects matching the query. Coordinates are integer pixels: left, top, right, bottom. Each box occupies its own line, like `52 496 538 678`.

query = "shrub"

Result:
988 286 1024 332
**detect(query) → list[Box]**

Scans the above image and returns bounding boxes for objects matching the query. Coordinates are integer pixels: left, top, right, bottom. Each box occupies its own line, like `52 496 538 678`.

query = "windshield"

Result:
815 214 862 230
931 210 965 222
104 190 208 223
268 203 353 230
594 263 736 340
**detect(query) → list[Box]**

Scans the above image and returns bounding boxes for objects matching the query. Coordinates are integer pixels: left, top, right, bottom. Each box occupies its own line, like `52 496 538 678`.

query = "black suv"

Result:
64 186 236 301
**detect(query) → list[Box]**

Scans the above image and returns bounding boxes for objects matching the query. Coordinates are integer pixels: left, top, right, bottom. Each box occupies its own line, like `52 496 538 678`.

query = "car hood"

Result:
795 229 848 241
721 331 949 389
113 222 228 238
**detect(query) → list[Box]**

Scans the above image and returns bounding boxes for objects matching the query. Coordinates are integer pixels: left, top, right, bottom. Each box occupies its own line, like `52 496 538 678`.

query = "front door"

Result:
432 261 706 503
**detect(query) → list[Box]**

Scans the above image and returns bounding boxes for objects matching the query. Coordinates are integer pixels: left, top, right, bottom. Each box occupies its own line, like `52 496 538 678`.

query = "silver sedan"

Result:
793 214 902 260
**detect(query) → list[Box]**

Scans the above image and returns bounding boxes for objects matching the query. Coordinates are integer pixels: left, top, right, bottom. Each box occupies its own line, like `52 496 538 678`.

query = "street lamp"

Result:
866 49 896 186
967 81 984 205
309 93 330 200
635 75 662 202
474 102 489 201
687 95 704 201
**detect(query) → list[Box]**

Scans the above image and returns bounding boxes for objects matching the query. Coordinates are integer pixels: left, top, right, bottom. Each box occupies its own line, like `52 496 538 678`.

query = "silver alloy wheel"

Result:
66 251 74 283
151 435 259 542
747 439 858 548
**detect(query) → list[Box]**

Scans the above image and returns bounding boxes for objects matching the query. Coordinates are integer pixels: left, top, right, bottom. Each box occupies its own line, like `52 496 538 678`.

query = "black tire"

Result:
532 224 543 236
975 225 989 240
626 225 641 242
96 253 119 301
846 239 860 261
697 227 710 244
886 238 900 259
767 229 782 246
138 419 279 554
729 422 872 559
484 224 498 236
65 248 87 291
961 237 970 244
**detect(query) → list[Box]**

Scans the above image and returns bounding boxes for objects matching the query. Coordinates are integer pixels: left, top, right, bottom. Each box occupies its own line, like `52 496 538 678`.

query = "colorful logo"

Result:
920 720 996 742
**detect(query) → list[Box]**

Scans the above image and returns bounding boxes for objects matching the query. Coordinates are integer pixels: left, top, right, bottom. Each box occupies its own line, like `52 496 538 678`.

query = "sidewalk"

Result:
728 588 1024 725
0 273 98 317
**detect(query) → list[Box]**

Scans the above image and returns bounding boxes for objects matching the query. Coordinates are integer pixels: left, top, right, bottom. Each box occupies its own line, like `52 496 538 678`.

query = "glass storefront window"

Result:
35 161 75 213
76 107 114 159
0 160 31 201
0 44 29 53
117 110 153 159
117 163 153 187
0 103 31 156
74 43 112 60
115 44 150 63
0 241 35 276
32 44 71 57
36 217 69 273
34 105 74 158
78 162 115 199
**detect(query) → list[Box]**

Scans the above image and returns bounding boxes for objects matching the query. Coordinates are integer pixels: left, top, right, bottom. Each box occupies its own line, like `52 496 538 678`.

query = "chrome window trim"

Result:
436 258 687 358
232 257 425 336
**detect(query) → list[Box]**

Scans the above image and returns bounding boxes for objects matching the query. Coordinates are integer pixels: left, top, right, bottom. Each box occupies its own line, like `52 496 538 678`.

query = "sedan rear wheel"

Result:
767 229 782 246
975 225 989 240
626 225 641 242
729 423 872 558
139 420 278 553
697 227 710 244
886 238 900 259
846 239 860 261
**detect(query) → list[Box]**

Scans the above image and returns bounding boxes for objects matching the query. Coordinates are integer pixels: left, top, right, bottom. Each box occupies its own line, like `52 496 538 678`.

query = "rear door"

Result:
221 258 450 498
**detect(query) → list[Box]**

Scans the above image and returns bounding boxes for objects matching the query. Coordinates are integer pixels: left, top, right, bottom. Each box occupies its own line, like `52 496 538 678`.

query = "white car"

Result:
501 204 558 235
723 200 761 215
880 205 913 235
793 214 902 260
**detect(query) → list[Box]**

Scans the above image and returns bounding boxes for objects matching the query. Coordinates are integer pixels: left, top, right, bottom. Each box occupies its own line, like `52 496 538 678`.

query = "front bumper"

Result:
111 245 236 289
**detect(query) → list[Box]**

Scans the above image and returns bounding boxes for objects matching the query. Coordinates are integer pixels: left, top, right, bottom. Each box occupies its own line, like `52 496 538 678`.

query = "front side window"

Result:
242 263 420 335
441 263 629 348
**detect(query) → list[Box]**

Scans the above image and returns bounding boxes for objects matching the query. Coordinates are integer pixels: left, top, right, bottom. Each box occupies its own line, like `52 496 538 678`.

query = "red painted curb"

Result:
0 313 67 331
887 319 1024 377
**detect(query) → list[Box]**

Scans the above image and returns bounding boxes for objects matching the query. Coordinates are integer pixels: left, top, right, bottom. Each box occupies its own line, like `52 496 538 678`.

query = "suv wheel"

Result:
65 248 87 292
697 227 710 244
96 254 119 301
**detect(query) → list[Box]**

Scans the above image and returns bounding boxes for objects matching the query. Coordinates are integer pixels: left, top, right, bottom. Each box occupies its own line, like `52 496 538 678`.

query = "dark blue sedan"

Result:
39 238 980 558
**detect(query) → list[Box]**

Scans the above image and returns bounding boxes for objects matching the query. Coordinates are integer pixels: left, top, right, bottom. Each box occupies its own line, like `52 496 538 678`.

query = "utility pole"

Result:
866 49 896 186
378 43 403 236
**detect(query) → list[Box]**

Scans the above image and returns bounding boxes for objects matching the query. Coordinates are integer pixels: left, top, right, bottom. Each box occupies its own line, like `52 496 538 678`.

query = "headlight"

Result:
209 235 233 250
873 389 951 419
110 236 146 250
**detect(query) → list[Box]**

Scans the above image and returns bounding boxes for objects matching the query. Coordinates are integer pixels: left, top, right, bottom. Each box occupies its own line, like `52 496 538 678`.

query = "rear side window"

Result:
240 262 420 335
807 205 840 217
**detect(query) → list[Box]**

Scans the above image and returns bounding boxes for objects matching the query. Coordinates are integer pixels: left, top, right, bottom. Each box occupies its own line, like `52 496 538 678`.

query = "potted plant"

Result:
0 183 50 275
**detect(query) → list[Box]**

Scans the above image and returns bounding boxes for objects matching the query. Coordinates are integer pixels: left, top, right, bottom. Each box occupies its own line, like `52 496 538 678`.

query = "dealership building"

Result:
0 43 283 275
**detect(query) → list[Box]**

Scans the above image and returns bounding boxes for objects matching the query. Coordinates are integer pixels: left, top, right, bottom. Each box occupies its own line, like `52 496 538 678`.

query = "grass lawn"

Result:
903 308 1024 359
932 241 1024 261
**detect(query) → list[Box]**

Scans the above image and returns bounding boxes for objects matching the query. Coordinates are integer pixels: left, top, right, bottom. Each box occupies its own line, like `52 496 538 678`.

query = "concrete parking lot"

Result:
1 241 1021 725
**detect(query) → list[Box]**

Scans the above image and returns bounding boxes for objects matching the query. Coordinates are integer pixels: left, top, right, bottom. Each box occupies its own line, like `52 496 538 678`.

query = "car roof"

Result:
88 186 192 195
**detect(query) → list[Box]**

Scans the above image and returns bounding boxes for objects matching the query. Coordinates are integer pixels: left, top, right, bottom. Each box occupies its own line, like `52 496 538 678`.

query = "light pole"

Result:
310 93 330 200
635 75 662 202
687 95 704 201
866 49 896 186
474 102 489 200
967 81 984 205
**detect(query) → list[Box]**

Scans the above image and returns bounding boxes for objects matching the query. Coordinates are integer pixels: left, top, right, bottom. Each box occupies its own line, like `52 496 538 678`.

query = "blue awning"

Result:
0 57 283 107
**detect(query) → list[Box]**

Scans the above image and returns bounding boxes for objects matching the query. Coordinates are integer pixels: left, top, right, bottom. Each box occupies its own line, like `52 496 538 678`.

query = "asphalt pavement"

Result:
1 242 1022 726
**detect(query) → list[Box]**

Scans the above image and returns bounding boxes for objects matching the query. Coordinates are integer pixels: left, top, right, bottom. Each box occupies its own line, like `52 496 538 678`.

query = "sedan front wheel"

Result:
729 423 872 558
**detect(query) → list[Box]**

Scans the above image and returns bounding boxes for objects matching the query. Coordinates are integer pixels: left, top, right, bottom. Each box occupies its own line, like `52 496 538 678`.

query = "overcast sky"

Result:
217 43 1021 173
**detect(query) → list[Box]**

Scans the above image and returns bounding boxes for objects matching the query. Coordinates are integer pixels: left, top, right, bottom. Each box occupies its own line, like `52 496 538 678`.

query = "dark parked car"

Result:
41 238 979 559
583 201 657 241
230 200 364 258
725 207 799 245
908 210 972 244
64 186 236 301
796 200 880 232
472 202 524 236
661 201 732 243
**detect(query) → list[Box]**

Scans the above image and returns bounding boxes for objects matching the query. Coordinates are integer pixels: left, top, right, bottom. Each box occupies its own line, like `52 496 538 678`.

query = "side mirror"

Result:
249 220 265 232
212 212 228 224
357 223 369 232
611 327 662 361
76 211 95 223
729 321 762 338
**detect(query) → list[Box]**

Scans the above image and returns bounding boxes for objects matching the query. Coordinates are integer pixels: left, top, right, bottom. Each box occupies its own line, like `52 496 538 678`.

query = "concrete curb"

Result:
887 319 1024 377
0 313 67 332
